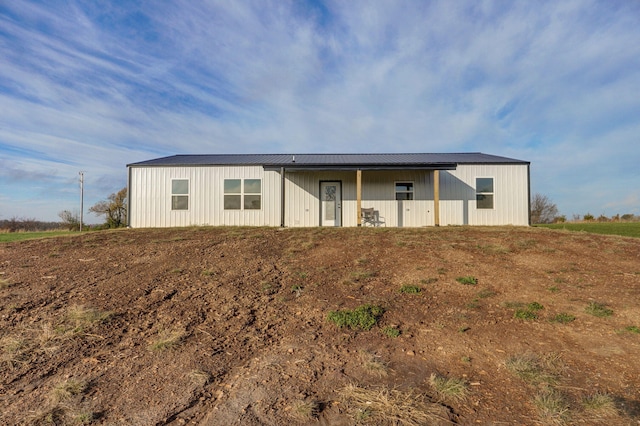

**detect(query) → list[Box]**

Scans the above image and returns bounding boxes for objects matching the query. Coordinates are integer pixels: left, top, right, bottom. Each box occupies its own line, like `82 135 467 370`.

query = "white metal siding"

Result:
439 164 529 226
129 166 280 228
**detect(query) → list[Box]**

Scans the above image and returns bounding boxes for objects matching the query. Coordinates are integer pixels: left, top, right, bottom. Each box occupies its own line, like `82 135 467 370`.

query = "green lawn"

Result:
0 231 77 243
536 222 640 238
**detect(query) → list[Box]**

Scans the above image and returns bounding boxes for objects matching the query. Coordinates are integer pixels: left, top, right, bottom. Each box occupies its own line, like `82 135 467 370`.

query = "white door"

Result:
320 182 341 226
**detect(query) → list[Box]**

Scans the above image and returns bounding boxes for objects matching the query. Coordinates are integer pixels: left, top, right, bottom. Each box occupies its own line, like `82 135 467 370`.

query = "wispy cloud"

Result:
0 0 639 221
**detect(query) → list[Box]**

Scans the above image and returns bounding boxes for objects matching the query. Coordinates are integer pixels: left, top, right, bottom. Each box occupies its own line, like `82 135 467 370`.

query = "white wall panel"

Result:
440 164 529 226
129 166 280 228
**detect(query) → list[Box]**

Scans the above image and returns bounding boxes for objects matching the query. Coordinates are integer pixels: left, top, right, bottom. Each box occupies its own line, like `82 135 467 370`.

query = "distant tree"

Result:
530 193 559 224
59 210 81 231
583 213 595 221
553 215 566 223
89 187 127 228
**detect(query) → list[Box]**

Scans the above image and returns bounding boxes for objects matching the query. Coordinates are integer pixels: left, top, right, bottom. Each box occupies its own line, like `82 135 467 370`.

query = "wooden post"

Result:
433 170 440 226
356 169 362 226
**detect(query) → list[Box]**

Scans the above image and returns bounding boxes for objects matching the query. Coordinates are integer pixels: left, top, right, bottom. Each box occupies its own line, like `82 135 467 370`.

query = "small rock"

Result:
406 350 415 356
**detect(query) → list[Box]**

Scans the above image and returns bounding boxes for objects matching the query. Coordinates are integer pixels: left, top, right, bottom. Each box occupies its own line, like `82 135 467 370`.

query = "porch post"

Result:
433 169 440 226
356 169 362 226
280 167 286 227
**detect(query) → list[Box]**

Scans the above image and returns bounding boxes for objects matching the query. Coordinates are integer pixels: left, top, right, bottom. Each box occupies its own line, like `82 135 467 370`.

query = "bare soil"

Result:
1 226 639 425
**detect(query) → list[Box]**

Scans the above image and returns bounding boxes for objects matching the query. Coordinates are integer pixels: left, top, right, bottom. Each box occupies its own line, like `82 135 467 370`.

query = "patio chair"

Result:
361 208 384 226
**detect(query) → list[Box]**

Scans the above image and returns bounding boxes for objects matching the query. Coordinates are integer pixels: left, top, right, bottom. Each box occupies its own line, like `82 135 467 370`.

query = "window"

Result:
476 177 494 209
395 182 414 200
224 179 261 210
243 179 261 210
224 179 241 209
171 179 189 210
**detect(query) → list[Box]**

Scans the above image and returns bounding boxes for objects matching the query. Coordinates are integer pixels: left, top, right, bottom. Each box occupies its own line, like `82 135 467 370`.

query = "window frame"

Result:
223 178 262 211
475 177 494 209
395 181 414 201
171 179 189 211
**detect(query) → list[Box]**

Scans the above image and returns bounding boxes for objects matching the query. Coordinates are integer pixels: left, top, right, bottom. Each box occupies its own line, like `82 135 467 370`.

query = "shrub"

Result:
327 304 384 330
399 285 422 294
382 326 400 338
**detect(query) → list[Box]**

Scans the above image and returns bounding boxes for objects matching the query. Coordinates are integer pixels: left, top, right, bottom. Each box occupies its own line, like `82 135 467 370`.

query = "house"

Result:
126 153 530 228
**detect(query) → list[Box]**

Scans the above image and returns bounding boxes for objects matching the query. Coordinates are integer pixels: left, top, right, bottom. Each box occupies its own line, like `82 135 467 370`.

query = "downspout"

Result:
433 169 440 226
356 169 362 226
280 167 286 227
527 163 531 226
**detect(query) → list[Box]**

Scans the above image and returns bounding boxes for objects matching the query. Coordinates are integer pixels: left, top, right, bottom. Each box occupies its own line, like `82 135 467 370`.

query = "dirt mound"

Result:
1 227 639 425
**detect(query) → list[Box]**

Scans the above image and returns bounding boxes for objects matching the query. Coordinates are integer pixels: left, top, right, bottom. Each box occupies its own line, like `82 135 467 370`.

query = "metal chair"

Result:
362 208 384 226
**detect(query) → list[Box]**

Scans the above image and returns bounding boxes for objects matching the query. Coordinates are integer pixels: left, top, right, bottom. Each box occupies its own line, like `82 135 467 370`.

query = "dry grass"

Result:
428 373 469 403
66 305 113 331
359 351 388 377
340 384 451 425
0 336 29 368
505 353 564 385
580 392 618 420
534 388 570 424
290 399 320 421
51 378 87 403
188 369 212 387
149 328 186 351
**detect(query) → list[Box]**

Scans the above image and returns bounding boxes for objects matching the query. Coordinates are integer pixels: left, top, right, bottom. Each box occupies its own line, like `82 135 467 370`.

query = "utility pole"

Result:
79 171 84 232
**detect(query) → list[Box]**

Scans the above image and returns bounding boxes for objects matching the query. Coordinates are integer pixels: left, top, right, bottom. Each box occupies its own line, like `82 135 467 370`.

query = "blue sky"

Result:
1 0 639 223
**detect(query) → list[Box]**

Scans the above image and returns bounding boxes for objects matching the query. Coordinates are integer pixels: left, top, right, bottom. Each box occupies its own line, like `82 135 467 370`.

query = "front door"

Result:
320 181 341 226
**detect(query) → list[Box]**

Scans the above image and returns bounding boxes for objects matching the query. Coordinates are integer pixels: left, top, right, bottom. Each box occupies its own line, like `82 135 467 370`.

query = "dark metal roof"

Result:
127 153 528 170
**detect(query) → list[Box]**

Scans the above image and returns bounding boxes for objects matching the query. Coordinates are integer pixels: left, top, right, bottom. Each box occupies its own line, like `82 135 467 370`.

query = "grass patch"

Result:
340 384 450 425
527 302 544 311
381 326 400 338
585 302 613 318
428 373 468 403
67 305 112 325
617 325 640 334
534 388 570 424
456 276 477 285
537 222 640 238
514 309 538 320
0 231 77 243
327 304 384 331
476 289 496 299
505 353 563 385
360 351 388 377
51 379 86 403
0 336 29 368
290 400 320 421
149 329 186 351
399 284 422 294
581 392 618 418
550 313 576 324
513 302 544 320
350 270 375 281
420 277 438 285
